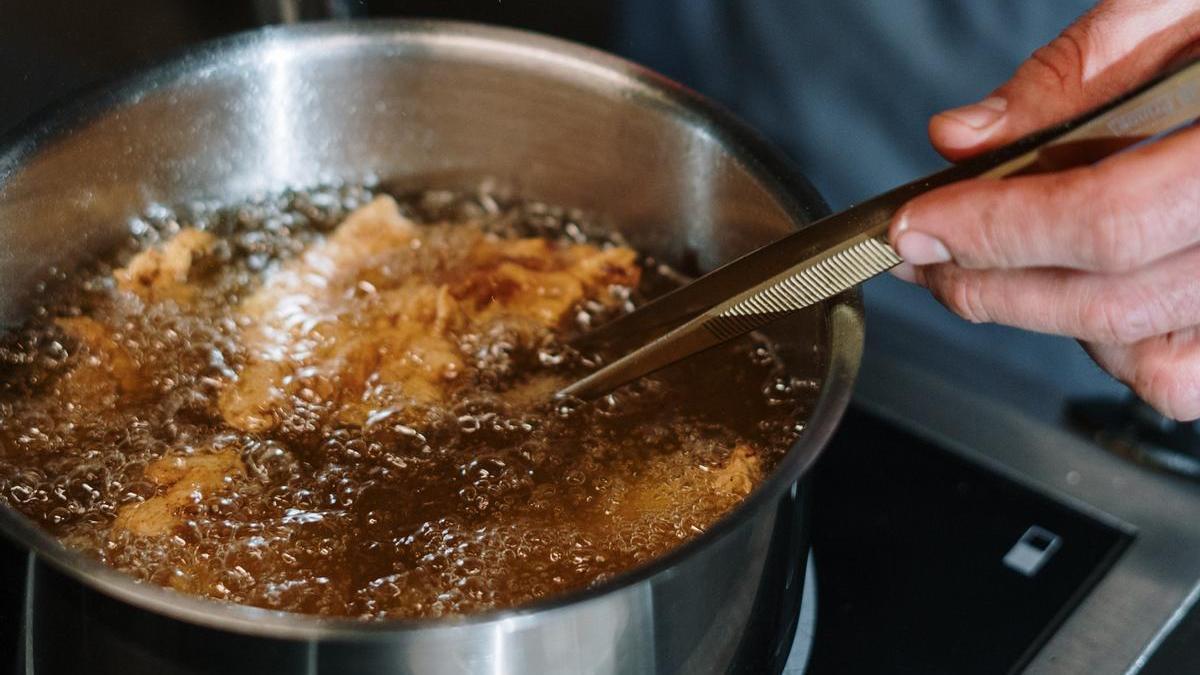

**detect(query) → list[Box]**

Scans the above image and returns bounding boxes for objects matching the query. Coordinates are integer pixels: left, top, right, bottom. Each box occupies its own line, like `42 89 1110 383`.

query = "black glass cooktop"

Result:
805 406 1133 675
0 534 19 672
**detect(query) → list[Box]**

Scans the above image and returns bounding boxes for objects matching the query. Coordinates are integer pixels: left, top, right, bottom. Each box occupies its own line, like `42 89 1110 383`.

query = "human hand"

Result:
889 0 1200 420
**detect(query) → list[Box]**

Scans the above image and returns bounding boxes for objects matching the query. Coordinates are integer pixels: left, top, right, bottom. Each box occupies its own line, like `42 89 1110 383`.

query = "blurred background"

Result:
0 0 1128 421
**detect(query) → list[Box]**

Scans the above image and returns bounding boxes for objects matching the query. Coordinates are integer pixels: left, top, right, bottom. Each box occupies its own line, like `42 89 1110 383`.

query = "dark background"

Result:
0 2 613 135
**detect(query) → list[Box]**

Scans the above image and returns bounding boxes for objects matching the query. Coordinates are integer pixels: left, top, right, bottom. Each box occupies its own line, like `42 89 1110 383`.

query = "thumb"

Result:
930 1 1200 161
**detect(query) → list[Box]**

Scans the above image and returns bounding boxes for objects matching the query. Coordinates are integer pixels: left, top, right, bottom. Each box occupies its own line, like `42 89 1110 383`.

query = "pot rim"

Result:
0 18 862 639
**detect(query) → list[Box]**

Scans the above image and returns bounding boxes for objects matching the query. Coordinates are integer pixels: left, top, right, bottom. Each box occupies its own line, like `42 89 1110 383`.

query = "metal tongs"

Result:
559 58 1200 400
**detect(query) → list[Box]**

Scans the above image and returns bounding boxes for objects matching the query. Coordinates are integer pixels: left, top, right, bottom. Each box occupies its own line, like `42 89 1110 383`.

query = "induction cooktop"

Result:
780 333 1200 675
784 405 1130 674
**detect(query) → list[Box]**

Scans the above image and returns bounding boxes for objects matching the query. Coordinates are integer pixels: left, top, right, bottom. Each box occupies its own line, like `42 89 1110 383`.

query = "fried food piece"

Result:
54 316 143 399
455 236 638 323
219 196 433 432
113 449 245 536
115 228 217 303
327 283 469 426
236 195 421 320
54 230 215 404
219 195 640 433
611 444 763 520
709 445 762 496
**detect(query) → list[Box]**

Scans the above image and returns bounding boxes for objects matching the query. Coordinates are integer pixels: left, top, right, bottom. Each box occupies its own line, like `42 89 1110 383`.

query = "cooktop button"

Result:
1003 526 1062 577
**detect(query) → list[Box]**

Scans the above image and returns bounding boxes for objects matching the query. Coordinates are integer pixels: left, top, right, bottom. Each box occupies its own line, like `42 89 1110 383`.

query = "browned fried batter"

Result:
113 450 246 536
115 228 217 303
217 196 640 432
54 316 144 399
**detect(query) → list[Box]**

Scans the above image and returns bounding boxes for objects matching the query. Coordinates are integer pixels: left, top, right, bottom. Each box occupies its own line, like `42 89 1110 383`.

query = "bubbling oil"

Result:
0 185 815 619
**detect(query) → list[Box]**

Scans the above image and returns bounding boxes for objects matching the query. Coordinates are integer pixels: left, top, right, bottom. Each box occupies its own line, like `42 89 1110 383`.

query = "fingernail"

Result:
941 96 1007 130
890 262 918 283
896 231 952 265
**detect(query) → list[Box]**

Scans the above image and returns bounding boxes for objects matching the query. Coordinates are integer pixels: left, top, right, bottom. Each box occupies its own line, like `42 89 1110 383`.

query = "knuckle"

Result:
1081 176 1146 272
969 198 1011 269
1081 291 1143 344
1084 294 1118 341
1088 217 1141 272
935 270 992 324
1131 357 1200 421
1027 26 1089 94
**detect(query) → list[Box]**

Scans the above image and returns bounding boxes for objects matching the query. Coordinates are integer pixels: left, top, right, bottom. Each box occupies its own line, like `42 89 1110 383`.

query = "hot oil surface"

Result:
0 187 817 619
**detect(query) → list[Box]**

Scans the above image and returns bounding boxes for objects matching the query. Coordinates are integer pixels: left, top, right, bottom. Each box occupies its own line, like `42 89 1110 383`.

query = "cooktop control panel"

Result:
805 406 1132 674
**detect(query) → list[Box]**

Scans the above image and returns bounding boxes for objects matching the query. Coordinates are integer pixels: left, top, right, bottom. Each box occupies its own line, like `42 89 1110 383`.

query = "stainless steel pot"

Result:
0 21 862 675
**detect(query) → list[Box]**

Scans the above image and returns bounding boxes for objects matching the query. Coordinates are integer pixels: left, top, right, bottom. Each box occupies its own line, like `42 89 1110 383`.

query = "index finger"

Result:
889 124 1200 272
